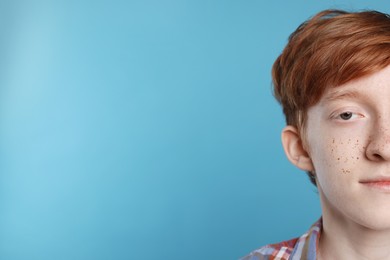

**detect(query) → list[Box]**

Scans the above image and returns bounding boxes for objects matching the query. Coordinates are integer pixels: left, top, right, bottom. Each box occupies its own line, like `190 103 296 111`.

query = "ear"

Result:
281 125 314 172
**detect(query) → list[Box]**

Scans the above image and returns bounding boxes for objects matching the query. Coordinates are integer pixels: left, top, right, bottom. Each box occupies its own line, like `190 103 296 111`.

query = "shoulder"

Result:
240 218 323 260
240 237 299 260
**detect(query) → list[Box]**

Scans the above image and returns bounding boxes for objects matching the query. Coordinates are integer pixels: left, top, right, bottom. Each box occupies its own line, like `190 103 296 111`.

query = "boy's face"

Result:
306 64 390 229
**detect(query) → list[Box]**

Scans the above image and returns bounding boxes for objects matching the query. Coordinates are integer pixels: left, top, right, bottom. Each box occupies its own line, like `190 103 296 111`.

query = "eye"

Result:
329 109 364 121
339 112 353 120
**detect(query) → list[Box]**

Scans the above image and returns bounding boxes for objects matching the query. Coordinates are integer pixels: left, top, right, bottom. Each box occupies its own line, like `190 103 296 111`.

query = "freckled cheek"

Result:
315 137 364 175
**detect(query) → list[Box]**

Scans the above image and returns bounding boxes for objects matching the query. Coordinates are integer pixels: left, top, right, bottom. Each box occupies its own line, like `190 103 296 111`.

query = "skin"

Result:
282 65 390 259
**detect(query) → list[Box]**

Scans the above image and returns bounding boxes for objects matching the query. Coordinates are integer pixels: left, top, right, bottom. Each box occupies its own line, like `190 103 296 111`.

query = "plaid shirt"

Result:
241 219 322 260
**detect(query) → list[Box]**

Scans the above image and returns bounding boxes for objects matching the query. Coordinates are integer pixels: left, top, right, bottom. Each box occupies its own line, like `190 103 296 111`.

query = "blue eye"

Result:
339 112 353 120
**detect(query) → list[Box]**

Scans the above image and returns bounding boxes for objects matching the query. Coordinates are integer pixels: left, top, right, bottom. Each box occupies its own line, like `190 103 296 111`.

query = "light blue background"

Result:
1 1 389 259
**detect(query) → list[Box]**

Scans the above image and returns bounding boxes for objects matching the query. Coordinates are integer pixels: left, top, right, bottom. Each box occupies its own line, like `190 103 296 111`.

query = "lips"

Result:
360 177 390 183
360 178 390 191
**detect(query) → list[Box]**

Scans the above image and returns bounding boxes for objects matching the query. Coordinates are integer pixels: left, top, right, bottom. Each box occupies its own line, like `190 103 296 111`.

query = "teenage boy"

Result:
243 9 390 260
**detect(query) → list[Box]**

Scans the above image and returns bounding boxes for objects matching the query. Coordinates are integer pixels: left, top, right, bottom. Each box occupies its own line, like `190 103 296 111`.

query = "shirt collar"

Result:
290 218 322 260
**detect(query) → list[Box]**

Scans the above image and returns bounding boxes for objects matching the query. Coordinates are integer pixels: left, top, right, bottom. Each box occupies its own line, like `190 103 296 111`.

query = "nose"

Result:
366 126 390 161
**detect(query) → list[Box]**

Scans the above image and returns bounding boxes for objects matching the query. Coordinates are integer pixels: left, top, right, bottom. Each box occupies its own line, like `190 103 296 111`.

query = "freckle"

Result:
337 158 340 160
357 157 359 160
341 168 351 174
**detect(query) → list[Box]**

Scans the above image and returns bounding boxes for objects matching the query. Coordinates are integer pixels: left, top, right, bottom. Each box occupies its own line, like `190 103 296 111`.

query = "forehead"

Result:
319 65 390 105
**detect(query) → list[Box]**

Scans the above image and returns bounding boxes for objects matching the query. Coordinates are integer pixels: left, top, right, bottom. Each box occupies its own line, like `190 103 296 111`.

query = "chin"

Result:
352 212 390 231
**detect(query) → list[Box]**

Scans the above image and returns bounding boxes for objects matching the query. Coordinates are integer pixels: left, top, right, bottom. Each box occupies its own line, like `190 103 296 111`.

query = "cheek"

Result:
312 137 365 176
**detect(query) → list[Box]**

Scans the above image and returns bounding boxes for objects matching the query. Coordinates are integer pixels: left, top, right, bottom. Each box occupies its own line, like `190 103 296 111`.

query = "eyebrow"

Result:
323 89 363 102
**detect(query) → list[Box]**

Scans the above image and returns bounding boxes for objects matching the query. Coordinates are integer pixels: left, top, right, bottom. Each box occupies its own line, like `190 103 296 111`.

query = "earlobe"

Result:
281 126 315 172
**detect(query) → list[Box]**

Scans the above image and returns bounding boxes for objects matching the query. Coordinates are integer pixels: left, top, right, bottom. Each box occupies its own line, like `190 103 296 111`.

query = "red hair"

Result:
273 9 390 185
